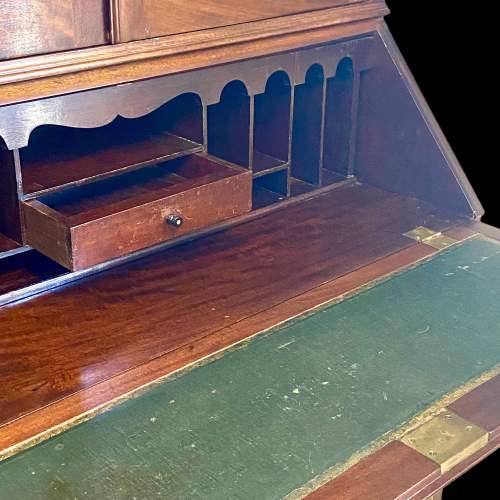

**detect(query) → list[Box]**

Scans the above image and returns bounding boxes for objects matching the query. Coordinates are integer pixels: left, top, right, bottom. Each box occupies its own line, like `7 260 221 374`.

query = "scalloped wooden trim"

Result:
0 37 374 150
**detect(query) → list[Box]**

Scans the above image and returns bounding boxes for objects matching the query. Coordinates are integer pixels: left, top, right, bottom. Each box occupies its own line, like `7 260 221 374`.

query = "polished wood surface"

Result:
0 0 107 60
0 38 371 151
306 432 500 500
2 234 498 495
0 185 456 428
112 0 367 42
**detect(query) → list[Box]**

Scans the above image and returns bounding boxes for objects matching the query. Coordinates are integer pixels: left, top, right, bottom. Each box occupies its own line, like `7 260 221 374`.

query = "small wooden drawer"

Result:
22 154 252 271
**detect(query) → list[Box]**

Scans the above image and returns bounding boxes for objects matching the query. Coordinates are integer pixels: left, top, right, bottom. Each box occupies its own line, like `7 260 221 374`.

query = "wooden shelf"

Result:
208 81 251 168
290 178 317 197
252 185 286 210
253 72 292 174
322 169 349 186
252 151 288 175
21 132 202 198
252 168 288 209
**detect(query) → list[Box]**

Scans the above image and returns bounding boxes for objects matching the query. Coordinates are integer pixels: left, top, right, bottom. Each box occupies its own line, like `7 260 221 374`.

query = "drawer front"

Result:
113 0 366 42
1 1 107 60
23 171 252 271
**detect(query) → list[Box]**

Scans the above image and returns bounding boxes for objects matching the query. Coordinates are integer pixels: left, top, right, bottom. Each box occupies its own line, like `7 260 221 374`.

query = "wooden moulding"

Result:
0 37 374 151
22 154 252 270
0 1 389 105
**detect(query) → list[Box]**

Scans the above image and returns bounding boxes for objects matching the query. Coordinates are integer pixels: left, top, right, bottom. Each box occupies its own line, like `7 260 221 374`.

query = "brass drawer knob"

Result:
166 214 183 228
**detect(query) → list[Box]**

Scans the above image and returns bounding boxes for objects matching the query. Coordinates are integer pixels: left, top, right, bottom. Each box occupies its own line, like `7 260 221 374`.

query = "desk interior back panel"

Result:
1 237 499 499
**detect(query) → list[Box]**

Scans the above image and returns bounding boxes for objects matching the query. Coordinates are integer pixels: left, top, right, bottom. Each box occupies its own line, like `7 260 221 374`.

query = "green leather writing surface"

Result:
1 238 499 499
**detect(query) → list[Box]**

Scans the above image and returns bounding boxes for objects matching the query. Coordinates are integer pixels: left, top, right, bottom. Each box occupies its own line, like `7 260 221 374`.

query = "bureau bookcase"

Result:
0 2 497 499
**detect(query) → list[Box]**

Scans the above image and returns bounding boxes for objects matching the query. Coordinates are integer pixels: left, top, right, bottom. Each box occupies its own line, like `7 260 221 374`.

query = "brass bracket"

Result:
404 227 458 251
401 411 488 473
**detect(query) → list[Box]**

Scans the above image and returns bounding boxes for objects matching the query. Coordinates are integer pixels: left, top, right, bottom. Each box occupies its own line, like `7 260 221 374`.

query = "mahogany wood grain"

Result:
0 185 456 430
469 222 500 242
0 0 108 60
362 24 483 220
448 375 500 440
0 228 447 460
112 0 367 42
306 441 441 500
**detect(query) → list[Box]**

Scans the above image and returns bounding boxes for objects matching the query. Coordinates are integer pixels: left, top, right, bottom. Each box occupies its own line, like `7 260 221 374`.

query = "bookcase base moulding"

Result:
0 3 497 499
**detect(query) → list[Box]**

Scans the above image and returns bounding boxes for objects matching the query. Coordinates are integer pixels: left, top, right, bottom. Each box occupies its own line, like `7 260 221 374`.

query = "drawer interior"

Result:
35 154 245 225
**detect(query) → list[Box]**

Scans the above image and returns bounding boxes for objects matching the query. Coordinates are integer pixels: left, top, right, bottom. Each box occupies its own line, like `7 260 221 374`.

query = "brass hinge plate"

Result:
401 411 488 473
404 227 458 250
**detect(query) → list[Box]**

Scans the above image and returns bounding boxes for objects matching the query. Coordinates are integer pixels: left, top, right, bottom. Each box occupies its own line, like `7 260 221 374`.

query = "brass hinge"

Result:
401 411 488 473
404 227 458 250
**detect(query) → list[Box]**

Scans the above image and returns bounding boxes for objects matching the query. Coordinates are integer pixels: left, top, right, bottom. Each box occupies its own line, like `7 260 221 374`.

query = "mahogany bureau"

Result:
0 2 498 498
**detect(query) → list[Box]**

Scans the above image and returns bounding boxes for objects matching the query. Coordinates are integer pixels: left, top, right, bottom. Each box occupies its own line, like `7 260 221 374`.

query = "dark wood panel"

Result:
0 185 456 427
113 0 367 42
355 28 482 218
449 374 500 440
306 441 440 500
0 0 107 60
0 147 22 243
